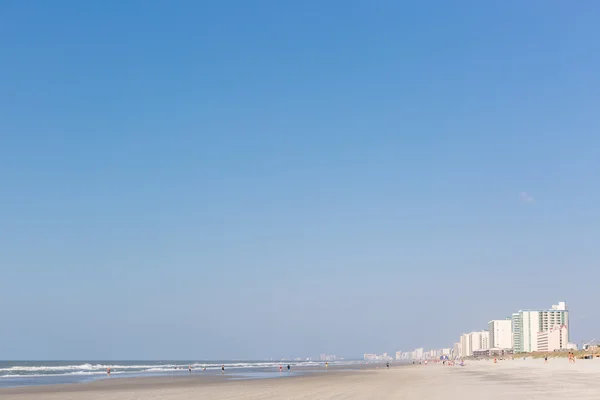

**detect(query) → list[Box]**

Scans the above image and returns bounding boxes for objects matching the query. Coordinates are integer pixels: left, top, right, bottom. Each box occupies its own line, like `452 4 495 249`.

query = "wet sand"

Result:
2 359 600 399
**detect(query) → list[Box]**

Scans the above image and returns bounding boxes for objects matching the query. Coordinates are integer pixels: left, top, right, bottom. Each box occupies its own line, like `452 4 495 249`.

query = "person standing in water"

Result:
221 365 225 374
287 364 290 372
107 367 111 377
188 365 192 374
279 365 282 372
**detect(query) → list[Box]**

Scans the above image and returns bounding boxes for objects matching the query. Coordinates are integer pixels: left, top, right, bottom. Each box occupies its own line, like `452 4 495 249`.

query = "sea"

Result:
0 360 354 389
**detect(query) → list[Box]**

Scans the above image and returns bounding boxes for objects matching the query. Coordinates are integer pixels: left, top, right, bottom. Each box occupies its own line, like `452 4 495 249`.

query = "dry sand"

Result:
2 358 600 399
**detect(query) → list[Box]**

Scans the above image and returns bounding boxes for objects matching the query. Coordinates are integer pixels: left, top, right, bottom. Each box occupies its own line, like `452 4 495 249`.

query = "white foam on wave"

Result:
0 371 124 379
0 360 352 378
0 363 179 373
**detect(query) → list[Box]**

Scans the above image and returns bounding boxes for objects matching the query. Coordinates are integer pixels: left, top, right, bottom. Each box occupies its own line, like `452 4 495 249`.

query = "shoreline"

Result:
0 363 375 396
0 360 370 390
3 360 600 399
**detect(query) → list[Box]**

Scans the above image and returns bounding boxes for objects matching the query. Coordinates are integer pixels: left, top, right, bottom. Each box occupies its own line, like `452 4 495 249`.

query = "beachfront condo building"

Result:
469 331 490 353
512 302 569 353
458 331 489 357
453 342 461 358
488 319 513 349
460 334 471 357
537 325 568 352
414 348 424 360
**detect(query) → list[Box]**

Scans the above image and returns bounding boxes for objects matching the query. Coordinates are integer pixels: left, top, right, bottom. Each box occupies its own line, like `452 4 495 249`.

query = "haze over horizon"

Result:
1 1 599 360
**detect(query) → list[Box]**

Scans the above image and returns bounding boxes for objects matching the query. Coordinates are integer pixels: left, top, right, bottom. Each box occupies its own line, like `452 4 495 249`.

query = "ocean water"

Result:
0 360 348 388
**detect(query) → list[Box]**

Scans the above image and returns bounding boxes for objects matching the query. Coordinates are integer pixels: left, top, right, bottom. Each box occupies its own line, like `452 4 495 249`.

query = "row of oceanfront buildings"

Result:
366 301 575 362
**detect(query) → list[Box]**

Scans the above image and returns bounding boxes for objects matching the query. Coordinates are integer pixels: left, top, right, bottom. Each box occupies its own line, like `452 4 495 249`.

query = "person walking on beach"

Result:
279 365 282 372
287 364 290 372
386 362 390 369
544 356 548 364
107 367 111 377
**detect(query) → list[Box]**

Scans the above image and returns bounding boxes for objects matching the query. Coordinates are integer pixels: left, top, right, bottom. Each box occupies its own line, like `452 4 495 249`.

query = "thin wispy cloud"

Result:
519 192 535 204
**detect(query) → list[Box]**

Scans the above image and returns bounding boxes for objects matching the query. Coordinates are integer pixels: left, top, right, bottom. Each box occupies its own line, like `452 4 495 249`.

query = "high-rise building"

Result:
512 302 569 353
414 348 424 360
489 319 513 349
537 325 568 352
469 331 490 353
541 303 569 339
514 310 541 352
460 334 471 357
512 312 523 352
453 342 462 358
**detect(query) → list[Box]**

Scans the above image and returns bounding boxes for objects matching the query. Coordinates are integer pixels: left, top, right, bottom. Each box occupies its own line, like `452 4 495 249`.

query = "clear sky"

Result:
1 1 599 360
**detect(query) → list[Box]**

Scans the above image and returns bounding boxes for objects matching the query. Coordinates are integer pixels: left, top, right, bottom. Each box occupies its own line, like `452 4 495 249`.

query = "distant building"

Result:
472 348 513 357
460 334 471 357
453 342 462 359
537 325 568 352
512 302 569 353
414 348 424 360
489 319 513 349
469 331 490 353
364 353 392 362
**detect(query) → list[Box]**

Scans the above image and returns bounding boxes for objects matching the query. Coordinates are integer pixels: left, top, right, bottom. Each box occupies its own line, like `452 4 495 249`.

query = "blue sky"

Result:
1 1 599 359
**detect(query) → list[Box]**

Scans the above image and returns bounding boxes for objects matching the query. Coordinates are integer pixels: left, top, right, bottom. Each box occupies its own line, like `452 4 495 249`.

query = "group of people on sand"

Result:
568 352 576 363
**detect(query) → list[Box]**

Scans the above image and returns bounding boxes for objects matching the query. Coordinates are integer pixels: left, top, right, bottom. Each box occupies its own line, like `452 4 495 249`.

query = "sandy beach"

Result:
2 359 600 399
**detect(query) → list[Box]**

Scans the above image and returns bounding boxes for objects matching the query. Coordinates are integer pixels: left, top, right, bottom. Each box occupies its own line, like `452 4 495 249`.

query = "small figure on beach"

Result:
279 365 282 372
189 365 192 374
203 367 206 372
386 362 390 369
325 362 328 369
107 367 111 376
287 365 291 372
221 365 225 374
544 356 548 364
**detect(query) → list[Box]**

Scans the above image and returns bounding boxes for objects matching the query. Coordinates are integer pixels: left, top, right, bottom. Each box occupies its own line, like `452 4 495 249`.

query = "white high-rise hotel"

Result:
512 302 569 353
458 331 490 357
470 331 489 353
488 319 513 349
